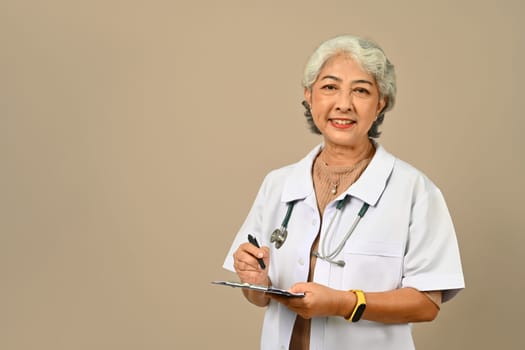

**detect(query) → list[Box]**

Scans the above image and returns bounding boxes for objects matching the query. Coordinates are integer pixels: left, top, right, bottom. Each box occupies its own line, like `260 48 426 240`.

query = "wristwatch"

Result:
346 289 366 322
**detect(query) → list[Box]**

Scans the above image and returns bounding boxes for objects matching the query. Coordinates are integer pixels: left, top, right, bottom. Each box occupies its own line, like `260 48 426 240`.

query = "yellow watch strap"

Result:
346 289 366 322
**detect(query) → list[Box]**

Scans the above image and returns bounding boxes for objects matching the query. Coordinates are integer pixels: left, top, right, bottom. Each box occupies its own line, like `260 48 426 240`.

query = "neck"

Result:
322 140 374 166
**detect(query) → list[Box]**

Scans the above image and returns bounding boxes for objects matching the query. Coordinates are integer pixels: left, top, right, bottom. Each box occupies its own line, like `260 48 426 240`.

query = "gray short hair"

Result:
301 35 397 138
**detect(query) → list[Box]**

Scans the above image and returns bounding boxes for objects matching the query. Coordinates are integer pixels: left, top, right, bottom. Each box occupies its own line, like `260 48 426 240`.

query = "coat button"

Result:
298 258 305 266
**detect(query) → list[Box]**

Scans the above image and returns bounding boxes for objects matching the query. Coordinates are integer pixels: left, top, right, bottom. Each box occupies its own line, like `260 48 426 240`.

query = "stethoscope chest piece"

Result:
270 227 287 249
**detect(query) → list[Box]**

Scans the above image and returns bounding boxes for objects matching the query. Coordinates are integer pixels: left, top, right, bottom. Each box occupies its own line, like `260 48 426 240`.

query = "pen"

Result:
248 234 266 270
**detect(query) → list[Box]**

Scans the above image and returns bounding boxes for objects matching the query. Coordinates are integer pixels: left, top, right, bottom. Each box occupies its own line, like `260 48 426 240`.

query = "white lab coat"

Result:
223 142 465 350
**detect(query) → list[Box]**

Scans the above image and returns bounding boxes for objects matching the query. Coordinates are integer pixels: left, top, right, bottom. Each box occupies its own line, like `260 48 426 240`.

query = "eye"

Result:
353 87 370 95
321 84 338 91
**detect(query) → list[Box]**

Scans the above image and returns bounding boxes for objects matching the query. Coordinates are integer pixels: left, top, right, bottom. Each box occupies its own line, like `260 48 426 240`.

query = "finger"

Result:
261 246 270 256
289 282 309 293
233 248 265 272
261 246 270 264
267 293 289 305
238 242 266 261
233 254 260 271
268 295 308 317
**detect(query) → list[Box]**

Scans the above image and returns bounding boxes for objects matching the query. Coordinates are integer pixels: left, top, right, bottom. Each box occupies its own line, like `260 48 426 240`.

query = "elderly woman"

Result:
222 35 464 350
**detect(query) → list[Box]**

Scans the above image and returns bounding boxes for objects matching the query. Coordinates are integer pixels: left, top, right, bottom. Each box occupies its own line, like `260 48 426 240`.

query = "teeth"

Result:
332 119 353 125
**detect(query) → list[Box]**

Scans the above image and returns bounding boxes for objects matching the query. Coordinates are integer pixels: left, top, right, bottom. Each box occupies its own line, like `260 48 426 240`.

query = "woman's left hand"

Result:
269 282 354 319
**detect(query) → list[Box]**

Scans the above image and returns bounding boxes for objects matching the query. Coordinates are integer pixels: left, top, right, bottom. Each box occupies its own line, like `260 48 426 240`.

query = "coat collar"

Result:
281 141 395 207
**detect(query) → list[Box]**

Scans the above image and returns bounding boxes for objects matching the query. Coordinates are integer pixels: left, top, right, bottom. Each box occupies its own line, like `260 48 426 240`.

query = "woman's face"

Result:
304 54 386 150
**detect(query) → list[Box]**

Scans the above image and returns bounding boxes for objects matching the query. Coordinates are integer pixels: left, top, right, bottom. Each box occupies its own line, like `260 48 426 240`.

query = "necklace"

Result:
331 182 338 195
317 155 362 196
318 144 376 197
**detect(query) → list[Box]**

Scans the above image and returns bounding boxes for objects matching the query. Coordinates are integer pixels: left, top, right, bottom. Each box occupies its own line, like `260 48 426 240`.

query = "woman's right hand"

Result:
233 242 271 307
233 242 270 286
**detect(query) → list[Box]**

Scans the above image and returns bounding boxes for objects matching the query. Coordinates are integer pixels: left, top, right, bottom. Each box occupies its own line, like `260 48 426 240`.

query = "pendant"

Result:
331 184 337 194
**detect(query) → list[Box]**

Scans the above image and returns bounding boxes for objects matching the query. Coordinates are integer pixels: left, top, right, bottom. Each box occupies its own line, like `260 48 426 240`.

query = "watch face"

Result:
352 304 366 322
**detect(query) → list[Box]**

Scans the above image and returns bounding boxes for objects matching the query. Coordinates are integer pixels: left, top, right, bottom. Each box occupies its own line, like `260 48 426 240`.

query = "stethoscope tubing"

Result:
271 195 370 267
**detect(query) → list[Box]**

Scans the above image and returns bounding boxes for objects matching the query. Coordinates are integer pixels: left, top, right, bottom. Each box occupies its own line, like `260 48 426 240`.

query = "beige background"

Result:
2 0 524 349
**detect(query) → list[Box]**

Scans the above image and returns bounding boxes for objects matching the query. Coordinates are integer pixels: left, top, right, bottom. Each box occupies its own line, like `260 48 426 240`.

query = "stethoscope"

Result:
270 195 369 267
270 200 297 249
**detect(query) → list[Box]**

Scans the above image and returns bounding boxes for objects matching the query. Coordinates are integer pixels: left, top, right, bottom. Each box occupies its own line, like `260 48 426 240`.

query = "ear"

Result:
304 88 312 107
377 96 387 114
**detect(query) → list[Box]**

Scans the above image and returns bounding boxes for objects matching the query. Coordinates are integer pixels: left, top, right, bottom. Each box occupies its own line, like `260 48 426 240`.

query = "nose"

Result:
335 91 353 113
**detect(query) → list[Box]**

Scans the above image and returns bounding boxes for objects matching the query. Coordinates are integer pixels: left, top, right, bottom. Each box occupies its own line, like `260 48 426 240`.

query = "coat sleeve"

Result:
401 185 465 302
222 174 270 272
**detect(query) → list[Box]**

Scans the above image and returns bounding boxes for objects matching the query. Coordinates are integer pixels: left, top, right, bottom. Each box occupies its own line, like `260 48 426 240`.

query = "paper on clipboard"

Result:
211 281 305 298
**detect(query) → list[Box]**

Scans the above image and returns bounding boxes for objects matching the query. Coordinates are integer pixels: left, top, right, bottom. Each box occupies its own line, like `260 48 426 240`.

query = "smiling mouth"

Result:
330 119 356 128
331 119 354 125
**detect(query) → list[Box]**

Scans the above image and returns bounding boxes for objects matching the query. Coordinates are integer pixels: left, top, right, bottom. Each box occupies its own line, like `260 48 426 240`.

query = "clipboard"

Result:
212 280 305 298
